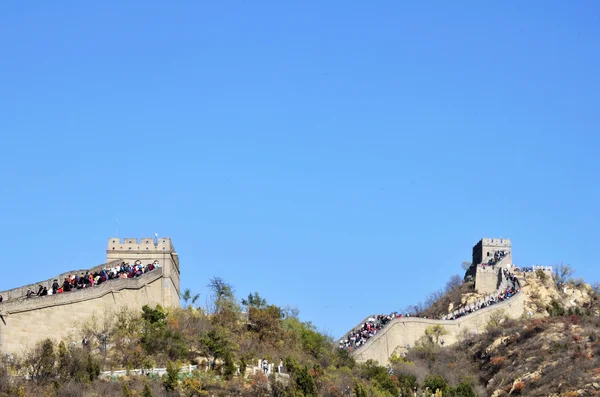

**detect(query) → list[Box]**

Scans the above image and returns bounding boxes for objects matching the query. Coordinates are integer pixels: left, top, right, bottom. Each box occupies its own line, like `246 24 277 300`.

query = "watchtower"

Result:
106 237 181 307
472 238 512 267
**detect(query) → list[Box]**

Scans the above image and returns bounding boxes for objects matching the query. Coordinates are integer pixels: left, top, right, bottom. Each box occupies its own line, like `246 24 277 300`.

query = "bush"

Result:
294 365 317 397
164 361 180 392
548 299 566 317
449 380 478 396
423 374 448 394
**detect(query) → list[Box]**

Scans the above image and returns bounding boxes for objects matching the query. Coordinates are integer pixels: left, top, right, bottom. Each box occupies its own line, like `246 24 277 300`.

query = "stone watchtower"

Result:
106 237 181 307
472 238 512 267
467 238 513 294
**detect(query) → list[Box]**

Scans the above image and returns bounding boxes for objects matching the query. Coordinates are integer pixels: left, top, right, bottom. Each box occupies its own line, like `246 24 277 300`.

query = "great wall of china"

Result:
0 237 180 355
0 236 543 365
346 238 548 363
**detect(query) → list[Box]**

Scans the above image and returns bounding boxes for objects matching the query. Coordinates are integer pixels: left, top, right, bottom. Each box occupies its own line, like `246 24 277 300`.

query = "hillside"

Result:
1 271 599 396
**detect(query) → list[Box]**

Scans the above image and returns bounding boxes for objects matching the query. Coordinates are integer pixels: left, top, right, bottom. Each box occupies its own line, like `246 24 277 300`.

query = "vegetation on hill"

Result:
1 267 600 396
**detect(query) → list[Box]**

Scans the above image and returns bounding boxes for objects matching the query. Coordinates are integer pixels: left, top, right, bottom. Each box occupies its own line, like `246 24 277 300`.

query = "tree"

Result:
164 361 180 392
353 382 368 397
241 292 267 309
461 261 472 271
199 328 232 369
452 381 478 397
140 305 188 361
207 277 236 314
425 324 448 345
294 365 317 397
423 374 448 394
445 274 463 292
182 288 200 309
248 304 284 342
396 373 418 396
553 263 574 287
486 309 508 329
25 338 56 384
359 360 399 396
112 307 145 369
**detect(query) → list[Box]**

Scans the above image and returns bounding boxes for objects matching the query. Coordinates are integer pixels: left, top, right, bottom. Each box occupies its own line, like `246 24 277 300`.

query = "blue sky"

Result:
1 2 599 337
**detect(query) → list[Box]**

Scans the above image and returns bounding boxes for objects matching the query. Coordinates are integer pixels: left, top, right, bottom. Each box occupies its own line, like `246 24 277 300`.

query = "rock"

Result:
593 382 600 389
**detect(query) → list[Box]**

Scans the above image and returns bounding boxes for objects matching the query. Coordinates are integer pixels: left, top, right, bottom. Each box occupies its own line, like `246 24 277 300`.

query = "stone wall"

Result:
474 266 502 294
0 260 122 303
352 286 525 364
0 237 181 355
0 269 165 354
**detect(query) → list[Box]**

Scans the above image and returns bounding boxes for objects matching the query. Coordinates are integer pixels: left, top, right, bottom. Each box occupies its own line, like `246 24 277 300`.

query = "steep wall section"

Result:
0 269 165 354
0 260 122 302
352 288 525 364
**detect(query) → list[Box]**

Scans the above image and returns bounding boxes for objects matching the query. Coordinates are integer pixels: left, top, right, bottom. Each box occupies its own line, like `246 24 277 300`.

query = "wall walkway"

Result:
0 268 166 355
351 278 525 364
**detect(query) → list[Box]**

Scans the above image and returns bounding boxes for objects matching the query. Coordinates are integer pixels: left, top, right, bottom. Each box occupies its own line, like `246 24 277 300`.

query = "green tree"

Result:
223 351 236 380
182 288 201 309
112 307 145 369
294 365 317 397
360 360 399 396
141 305 188 361
86 354 100 381
548 299 566 317
396 373 418 395
164 361 180 392
353 382 368 397
241 292 268 309
248 304 284 342
423 374 448 394
425 324 449 345
451 380 478 397
25 338 56 384
199 328 232 370
335 347 356 369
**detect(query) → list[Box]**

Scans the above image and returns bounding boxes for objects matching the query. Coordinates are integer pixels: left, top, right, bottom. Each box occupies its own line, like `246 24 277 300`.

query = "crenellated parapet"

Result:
107 237 174 253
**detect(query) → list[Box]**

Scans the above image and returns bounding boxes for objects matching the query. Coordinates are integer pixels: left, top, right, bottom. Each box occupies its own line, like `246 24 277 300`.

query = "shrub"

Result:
452 381 478 397
536 269 548 283
548 299 566 317
164 361 180 391
512 381 525 394
423 374 448 394
143 384 154 397
490 356 505 366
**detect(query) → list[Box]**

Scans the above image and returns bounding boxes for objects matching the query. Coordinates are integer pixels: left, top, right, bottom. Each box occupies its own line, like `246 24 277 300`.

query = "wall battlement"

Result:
107 237 175 253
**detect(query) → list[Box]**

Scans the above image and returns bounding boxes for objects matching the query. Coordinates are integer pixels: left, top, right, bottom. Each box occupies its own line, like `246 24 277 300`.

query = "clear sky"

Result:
1 2 599 338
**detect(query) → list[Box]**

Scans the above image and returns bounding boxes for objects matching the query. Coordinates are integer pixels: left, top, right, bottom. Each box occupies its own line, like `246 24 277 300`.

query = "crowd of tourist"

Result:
443 268 520 320
515 265 552 273
481 250 509 268
17 261 161 300
339 314 397 350
340 259 523 351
